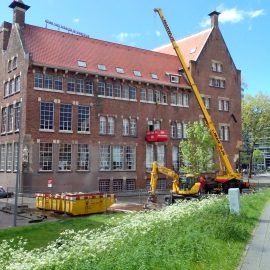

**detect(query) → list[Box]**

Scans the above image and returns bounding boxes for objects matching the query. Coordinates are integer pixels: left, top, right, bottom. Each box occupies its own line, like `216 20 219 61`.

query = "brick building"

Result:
0 1 242 192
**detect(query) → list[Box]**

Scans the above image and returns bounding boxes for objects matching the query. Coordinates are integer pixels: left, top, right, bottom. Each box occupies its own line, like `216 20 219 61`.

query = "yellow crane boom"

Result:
154 8 241 182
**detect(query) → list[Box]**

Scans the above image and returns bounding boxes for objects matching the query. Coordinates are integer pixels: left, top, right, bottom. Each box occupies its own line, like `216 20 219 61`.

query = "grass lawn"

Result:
0 213 123 250
0 189 270 270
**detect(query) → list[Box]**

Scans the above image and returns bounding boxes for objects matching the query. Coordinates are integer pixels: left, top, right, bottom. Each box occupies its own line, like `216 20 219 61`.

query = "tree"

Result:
252 149 264 170
242 93 270 177
179 121 216 176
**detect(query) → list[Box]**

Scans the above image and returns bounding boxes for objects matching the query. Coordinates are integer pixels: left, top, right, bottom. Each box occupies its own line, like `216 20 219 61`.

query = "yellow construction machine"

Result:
153 8 250 195
148 161 201 205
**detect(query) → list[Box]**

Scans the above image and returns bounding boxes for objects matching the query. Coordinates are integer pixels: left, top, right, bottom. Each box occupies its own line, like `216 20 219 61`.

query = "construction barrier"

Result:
35 192 116 216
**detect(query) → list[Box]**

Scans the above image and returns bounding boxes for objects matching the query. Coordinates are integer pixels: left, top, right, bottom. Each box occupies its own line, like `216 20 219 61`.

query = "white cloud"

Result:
112 32 141 42
73 18 80 23
247 9 264 18
200 7 264 28
155 30 161 37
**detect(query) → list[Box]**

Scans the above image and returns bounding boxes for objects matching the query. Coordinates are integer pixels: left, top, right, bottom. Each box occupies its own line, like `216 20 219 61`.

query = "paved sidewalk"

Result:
238 202 270 270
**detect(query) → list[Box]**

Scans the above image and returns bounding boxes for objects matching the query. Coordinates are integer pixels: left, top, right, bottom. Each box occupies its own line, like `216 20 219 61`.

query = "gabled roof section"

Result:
154 28 213 65
22 24 189 87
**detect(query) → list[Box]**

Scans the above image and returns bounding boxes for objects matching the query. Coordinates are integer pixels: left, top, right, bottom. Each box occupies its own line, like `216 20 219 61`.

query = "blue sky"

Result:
1 0 269 96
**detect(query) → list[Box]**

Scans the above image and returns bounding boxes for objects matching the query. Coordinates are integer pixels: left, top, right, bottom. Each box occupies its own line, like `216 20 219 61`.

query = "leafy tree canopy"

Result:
180 121 216 176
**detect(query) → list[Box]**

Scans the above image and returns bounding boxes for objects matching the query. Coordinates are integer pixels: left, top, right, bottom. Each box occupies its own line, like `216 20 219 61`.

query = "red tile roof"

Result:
154 28 212 66
22 24 189 87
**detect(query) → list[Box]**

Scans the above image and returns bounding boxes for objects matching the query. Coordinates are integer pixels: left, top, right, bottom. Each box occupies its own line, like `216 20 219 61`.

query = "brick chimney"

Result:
208 11 220 28
0 21 12 50
9 0 30 26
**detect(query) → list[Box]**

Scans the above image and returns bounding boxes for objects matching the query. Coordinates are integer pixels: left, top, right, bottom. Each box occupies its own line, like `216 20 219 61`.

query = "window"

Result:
114 85 121 98
99 116 107 135
6 144 12 171
77 144 89 171
171 92 189 107
218 99 230 111
157 145 165 165
44 75 53 89
209 78 226 88
8 60 12 71
15 76 21 92
113 179 123 192
202 96 211 109
7 105 14 132
148 89 154 102
126 179 136 191
39 143 53 171
13 143 19 171
67 78 75 92
107 117 115 135
1 108 7 133
146 144 154 171
140 89 147 101
123 118 137 136
40 102 54 130
59 144 72 171
219 125 230 141
154 90 160 103
172 145 180 172
98 64 106 71
54 76 63 91
171 122 177 138
129 86 136 100
170 75 179 84
171 93 177 105
14 102 21 131
112 146 124 170
116 67 124 74
60 104 72 131
34 73 43 88
212 61 223 72
76 79 84 93
125 146 136 170
123 118 129 136
98 82 106 96
78 60 87 68
151 73 158 80
10 79 15 95
130 118 137 136
133 70 141 77
122 85 129 99
99 145 111 170
78 105 90 132
154 120 161 130
99 144 135 171
0 145 6 171
13 57 17 69
177 123 183 139
161 92 167 104
183 93 189 107
99 179 110 192
85 80 93 95
106 83 113 97
4 82 9 97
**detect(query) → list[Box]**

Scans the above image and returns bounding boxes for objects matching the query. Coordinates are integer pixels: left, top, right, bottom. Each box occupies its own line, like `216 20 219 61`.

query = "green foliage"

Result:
242 93 270 144
0 190 270 270
253 148 264 164
180 121 216 175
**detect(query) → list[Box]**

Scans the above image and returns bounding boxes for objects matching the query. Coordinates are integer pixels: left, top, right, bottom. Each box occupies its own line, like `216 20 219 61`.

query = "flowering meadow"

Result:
1 190 269 270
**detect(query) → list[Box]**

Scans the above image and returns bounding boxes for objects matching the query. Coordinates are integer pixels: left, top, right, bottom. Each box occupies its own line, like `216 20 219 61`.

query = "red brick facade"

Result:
0 1 241 193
